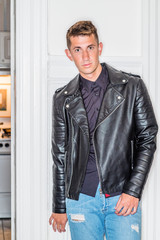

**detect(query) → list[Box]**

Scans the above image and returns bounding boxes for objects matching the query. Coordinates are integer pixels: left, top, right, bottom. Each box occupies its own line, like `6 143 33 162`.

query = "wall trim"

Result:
141 0 160 239
11 0 16 239
16 0 48 239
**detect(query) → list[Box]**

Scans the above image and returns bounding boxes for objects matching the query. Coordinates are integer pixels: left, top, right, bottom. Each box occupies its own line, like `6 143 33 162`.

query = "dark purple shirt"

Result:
80 64 109 197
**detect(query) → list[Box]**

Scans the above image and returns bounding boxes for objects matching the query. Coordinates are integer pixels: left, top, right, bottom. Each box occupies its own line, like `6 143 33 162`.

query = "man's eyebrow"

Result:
72 44 96 50
88 44 96 47
73 46 81 50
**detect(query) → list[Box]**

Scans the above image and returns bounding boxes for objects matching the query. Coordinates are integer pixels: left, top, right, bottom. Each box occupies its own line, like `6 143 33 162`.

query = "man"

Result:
49 21 158 239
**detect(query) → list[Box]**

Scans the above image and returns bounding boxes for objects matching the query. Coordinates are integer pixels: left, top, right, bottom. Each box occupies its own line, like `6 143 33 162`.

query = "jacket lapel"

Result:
96 84 125 126
66 94 90 138
95 63 128 127
63 75 90 138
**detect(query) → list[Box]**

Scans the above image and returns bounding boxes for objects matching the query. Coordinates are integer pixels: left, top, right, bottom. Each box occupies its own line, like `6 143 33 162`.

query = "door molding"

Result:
15 0 48 239
11 0 16 239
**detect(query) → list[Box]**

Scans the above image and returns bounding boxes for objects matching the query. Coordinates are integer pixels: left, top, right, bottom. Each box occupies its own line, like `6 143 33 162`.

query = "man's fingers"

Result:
58 224 66 232
115 196 122 210
131 206 138 215
51 220 67 233
60 224 66 232
115 197 125 214
116 206 128 216
115 205 138 216
57 223 62 233
123 207 133 216
115 206 121 214
115 196 123 214
49 213 68 232
49 215 53 225
52 220 57 232
56 223 66 233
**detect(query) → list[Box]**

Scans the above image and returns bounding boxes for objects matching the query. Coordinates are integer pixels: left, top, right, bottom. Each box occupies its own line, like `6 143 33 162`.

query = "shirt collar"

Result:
80 64 108 92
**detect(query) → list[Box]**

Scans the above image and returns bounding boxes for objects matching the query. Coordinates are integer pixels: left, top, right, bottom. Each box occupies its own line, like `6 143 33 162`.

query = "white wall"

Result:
15 0 160 239
48 0 141 57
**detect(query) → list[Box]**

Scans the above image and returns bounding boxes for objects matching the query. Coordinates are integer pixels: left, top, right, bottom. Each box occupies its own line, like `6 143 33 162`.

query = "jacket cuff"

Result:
122 188 141 200
52 207 66 214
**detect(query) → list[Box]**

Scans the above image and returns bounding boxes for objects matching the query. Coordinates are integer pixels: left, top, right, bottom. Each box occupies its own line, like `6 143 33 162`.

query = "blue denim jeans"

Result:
66 183 141 240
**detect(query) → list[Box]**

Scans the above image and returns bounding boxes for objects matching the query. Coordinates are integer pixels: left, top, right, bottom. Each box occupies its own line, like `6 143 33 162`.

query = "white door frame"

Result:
11 0 48 239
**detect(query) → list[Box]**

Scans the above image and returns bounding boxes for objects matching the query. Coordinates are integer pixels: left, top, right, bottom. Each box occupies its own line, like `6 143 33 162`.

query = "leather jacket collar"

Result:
62 63 129 97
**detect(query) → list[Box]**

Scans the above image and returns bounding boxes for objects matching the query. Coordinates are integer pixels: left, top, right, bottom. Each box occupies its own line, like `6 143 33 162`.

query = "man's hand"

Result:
115 193 139 216
49 213 68 233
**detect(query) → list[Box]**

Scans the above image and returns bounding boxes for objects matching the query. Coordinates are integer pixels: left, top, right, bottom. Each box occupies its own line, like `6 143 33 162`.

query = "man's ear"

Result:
98 42 103 56
65 49 73 61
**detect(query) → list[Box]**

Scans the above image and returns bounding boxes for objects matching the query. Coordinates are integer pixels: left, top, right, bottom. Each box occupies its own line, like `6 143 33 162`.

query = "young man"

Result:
49 21 158 239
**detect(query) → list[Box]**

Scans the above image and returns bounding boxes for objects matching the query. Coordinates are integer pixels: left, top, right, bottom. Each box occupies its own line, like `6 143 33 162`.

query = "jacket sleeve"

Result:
51 94 66 213
123 78 158 199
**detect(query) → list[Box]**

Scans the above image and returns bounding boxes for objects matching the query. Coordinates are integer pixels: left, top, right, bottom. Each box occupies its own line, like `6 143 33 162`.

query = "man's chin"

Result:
80 68 97 76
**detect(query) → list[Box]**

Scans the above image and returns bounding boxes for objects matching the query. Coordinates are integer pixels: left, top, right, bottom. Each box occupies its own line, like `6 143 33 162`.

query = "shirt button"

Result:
64 91 68 94
66 104 69 108
117 96 121 100
122 79 126 83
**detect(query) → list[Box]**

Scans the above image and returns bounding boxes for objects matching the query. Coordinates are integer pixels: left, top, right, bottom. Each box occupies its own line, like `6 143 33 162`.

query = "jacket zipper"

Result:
78 141 90 193
66 118 73 197
64 150 68 195
130 140 134 169
92 99 125 193
66 150 74 198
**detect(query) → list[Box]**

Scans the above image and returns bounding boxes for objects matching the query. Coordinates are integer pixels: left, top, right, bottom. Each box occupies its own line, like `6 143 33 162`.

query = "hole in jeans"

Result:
70 214 85 222
131 224 139 233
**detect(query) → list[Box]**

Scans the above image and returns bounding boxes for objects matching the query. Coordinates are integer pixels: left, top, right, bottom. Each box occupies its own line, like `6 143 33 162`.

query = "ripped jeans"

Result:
66 183 141 240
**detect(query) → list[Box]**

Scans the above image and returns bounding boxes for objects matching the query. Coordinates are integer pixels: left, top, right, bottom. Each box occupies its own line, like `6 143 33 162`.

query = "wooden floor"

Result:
0 219 11 240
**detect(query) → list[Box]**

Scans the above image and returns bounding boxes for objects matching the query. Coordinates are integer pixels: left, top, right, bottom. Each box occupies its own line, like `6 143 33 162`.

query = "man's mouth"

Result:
83 63 92 67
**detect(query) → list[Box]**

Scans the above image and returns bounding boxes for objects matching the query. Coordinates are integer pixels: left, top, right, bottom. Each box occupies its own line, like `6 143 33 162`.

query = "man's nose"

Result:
82 50 89 60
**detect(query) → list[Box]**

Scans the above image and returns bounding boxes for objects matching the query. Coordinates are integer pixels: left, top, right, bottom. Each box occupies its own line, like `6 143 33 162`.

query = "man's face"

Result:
65 34 103 80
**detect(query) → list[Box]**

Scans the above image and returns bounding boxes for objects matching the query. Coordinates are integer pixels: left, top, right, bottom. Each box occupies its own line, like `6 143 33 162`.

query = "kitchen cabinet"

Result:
0 0 10 31
0 32 10 67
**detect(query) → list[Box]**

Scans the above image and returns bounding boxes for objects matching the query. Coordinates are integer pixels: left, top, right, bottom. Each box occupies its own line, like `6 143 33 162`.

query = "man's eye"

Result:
75 49 80 52
89 46 94 50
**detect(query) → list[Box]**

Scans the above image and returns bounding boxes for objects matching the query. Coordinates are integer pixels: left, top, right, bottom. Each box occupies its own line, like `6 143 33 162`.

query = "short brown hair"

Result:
66 21 99 49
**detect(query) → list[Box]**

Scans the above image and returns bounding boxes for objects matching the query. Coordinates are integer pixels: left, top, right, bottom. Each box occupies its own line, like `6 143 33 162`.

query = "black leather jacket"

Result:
52 63 158 213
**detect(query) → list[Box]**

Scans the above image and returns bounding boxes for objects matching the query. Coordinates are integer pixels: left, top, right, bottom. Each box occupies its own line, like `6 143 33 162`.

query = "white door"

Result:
14 0 160 239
